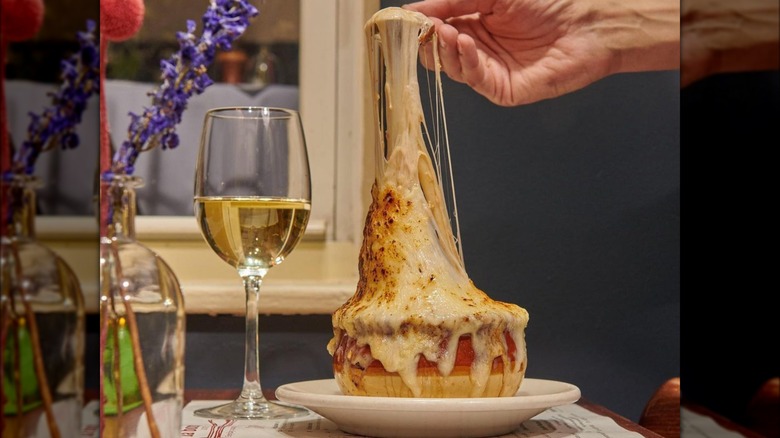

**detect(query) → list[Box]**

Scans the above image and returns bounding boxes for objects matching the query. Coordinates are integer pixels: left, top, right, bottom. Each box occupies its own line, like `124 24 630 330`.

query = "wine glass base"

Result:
194 398 310 420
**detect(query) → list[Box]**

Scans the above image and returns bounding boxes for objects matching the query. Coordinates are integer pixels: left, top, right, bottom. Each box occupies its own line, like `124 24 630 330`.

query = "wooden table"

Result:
185 389 665 437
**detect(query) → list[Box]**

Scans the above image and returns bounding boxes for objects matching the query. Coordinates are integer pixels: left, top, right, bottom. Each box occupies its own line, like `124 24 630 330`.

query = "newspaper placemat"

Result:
80 399 645 437
174 401 645 437
81 400 100 437
681 407 747 438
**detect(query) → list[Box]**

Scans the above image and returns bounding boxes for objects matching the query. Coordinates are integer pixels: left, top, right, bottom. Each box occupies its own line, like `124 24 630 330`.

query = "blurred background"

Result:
4 0 99 215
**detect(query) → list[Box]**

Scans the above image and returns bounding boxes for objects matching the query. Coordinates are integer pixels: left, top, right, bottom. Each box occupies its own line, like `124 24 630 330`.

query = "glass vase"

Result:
1 175 85 438
99 175 185 438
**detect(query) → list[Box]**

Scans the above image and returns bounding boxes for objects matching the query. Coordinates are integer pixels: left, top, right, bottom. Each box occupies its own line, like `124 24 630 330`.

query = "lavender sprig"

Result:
109 0 259 176
7 20 99 177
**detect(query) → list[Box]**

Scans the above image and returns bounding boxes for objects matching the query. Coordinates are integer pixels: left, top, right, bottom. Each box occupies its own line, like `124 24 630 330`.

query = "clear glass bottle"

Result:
1 174 85 438
99 175 185 438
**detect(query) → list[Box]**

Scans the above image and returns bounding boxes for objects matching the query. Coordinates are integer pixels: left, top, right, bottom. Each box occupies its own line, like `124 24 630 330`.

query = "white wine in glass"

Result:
193 107 311 419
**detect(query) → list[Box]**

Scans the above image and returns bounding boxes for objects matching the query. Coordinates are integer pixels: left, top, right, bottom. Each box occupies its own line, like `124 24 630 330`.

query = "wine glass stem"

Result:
241 273 266 402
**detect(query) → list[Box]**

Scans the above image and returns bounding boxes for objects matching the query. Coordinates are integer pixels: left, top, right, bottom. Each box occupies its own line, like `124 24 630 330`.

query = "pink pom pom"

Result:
1 0 44 42
101 0 145 41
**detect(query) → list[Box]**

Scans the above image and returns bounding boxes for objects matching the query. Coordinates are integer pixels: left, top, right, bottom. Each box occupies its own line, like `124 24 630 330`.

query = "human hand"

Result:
404 0 679 106
681 0 779 87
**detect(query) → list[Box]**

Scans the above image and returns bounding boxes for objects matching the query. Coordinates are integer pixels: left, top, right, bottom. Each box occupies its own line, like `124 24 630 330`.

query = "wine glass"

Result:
193 107 311 419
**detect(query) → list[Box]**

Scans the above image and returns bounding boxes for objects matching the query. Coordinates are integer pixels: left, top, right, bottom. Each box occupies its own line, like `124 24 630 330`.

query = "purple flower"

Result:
6 20 99 177
109 0 259 176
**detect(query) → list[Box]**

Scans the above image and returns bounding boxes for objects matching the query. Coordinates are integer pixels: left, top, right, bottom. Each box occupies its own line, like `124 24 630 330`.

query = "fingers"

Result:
414 14 508 106
436 22 466 82
418 19 467 83
405 0 497 85
420 25 487 95
456 34 508 106
456 33 483 88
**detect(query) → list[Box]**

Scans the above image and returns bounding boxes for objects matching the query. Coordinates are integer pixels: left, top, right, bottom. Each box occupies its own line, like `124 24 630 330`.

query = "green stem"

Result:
112 313 124 436
122 302 160 438
13 321 22 438
109 241 160 438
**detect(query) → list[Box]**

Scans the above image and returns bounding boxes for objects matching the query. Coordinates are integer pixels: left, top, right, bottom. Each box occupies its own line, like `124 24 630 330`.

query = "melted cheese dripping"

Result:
328 7 529 398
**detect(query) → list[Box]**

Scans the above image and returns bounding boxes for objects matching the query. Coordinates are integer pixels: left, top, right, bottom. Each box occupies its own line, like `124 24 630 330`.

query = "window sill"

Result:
36 216 357 315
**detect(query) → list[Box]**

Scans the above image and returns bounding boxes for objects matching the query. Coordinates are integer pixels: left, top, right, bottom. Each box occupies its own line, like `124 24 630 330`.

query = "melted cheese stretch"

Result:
330 183 529 397
328 7 529 398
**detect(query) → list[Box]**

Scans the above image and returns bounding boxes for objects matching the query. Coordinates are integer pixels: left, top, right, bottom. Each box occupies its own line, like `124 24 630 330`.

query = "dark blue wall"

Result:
424 70 680 422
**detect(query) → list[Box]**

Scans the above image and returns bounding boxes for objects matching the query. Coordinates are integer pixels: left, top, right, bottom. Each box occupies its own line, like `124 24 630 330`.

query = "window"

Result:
32 0 379 314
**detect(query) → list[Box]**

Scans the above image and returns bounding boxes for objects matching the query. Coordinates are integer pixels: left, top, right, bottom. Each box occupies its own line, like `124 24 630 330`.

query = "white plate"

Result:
275 378 581 438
